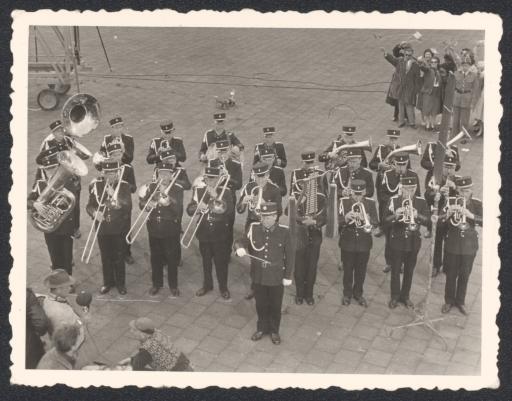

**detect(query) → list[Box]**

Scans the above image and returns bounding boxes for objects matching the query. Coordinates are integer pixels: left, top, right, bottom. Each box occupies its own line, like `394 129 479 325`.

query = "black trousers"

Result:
73 188 81 231
444 252 476 306
44 233 73 275
378 200 392 265
294 228 322 299
342 250 370 299
433 224 447 270
390 248 419 301
199 240 230 292
254 284 284 334
98 234 126 288
149 235 181 289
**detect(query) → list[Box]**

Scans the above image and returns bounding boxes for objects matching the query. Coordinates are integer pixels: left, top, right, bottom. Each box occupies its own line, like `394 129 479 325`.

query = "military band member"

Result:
146 120 186 165
318 126 368 170
234 202 293 345
331 148 374 200
28 148 77 278
257 147 287 196
379 153 420 273
186 167 235 300
98 116 134 165
138 157 191 297
290 150 327 306
438 176 482 315
338 180 379 307
253 127 287 168
199 113 244 163
384 176 430 309
36 120 90 239
424 154 461 277
237 162 283 300
86 161 134 295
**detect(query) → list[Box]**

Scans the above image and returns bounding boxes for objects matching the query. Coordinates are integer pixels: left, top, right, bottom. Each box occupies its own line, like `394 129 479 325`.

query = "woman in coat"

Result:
419 55 442 131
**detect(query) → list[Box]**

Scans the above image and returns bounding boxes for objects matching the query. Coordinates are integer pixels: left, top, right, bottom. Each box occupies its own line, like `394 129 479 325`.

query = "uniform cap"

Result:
43 269 76 289
204 167 221 177
301 149 316 162
159 148 176 161
393 152 409 164
101 160 121 171
109 116 123 127
213 113 226 121
400 176 417 186
350 179 366 193
346 148 363 158
259 202 278 215
160 120 175 132
387 129 400 137
129 317 156 334
444 154 457 165
49 120 63 132
252 162 270 176
39 147 60 168
263 127 276 135
215 139 230 150
342 126 356 135
455 176 473 188
106 142 123 154
156 161 175 172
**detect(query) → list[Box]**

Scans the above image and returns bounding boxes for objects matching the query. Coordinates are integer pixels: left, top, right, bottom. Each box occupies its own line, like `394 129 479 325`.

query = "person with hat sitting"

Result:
424 154 462 277
86 160 133 295
198 113 244 163
332 148 374 201
237 162 283 300
36 120 90 240
137 156 191 297
28 147 78 280
255 147 287 195
253 127 287 168
370 129 410 238
118 317 192 371
379 152 421 273
289 150 328 306
338 180 379 307
146 120 186 165
384 176 430 309
318 126 369 170
37 323 83 370
234 202 293 345
437 176 482 315
185 166 235 300
39 269 97 369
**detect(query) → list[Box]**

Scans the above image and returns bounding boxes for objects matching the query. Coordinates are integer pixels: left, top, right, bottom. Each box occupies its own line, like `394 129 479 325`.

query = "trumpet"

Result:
81 168 124 264
249 185 263 214
400 195 419 232
350 201 372 233
181 173 230 249
126 170 181 244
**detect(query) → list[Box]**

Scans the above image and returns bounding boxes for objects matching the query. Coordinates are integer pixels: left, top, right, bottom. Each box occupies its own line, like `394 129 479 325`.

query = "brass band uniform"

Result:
384 176 430 309
36 120 90 238
290 150 328 306
186 166 235 300
318 126 369 170
98 116 134 166
256 147 287 196
86 160 134 295
420 141 460 195
338 180 379 307
237 162 283 300
424 154 460 277
138 155 191 297
234 202 292 345
28 148 77 276
198 113 244 163
146 120 187 165
253 127 287 168
331 148 374 201
378 153 420 273
439 176 482 316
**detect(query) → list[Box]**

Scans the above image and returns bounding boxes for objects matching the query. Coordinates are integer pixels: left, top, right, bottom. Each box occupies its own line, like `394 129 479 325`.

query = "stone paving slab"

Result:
25 27 484 374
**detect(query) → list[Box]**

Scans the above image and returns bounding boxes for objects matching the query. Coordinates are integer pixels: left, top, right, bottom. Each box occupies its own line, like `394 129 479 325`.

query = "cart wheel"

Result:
37 89 59 111
53 83 71 95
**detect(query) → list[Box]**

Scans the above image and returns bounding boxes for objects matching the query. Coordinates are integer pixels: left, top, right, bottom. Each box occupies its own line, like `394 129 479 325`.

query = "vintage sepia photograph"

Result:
9 10 501 390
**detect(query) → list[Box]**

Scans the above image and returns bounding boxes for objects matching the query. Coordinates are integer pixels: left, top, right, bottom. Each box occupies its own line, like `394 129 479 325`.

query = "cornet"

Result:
248 185 263 215
350 201 372 233
449 196 469 231
400 195 419 232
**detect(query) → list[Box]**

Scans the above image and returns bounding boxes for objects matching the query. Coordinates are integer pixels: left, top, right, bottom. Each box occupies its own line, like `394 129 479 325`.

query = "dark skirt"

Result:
421 86 442 116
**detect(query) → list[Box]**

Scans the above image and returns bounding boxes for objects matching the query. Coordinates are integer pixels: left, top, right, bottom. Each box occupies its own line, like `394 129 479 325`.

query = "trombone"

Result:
81 166 125 264
125 169 181 244
181 172 230 249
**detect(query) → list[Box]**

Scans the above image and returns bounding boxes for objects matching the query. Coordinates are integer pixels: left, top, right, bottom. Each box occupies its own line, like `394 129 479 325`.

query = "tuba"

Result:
30 93 100 233
351 201 373 233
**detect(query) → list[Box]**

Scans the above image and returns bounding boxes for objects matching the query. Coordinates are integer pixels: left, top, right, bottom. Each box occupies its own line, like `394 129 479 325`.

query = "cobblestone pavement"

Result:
26 27 483 374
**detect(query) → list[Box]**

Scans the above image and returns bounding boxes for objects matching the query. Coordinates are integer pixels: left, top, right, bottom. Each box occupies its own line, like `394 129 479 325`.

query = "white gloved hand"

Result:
282 278 292 286
235 248 247 257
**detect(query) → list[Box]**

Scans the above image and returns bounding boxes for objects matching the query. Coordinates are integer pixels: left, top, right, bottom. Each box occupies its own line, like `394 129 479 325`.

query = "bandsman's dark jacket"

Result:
237 180 283 222
318 137 368 169
99 133 134 165
199 129 244 157
253 142 287 168
338 196 379 252
147 136 186 164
